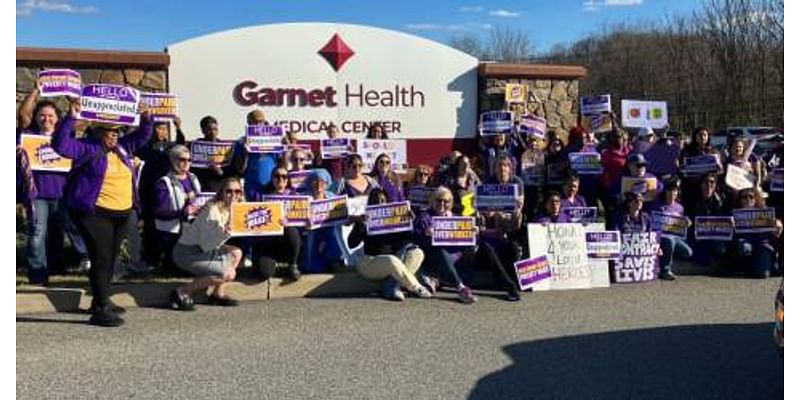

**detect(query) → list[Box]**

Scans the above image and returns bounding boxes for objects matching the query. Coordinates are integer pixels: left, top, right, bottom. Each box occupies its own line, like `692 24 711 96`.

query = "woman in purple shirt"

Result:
652 180 693 281
369 153 405 203
17 89 88 285
561 175 587 209
535 191 572 224
152 145 202 272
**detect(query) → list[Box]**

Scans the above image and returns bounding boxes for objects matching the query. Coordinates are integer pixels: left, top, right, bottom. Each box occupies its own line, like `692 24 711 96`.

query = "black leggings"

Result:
253 227 302 266
76 208 131 309
477 241 521 294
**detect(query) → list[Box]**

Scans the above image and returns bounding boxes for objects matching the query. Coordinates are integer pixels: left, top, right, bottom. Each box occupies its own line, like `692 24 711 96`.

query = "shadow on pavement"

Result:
469 323 782 400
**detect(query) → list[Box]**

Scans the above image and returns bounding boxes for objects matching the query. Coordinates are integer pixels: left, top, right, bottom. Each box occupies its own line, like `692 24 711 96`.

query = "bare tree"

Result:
448 34 487 59
487 26 535 62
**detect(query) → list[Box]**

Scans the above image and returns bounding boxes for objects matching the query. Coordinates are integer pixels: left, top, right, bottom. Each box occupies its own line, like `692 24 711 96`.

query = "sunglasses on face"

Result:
273 174 288 180
178 157 191 162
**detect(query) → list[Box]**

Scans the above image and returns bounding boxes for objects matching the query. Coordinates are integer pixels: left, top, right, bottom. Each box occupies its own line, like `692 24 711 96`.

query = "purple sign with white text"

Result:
79 84 140 126
613 231 660 283
585 231 621 259
515 255 552 290
432 217 476 247
38 69 82 98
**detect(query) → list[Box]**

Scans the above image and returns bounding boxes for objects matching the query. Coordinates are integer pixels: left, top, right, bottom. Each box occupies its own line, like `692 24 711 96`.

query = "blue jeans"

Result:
734 238 777 278
659 236 693 274
26 198 87 271
420 245 465 287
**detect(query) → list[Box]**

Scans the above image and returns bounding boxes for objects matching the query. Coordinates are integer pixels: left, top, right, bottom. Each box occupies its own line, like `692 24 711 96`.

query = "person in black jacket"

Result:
349 188 432 301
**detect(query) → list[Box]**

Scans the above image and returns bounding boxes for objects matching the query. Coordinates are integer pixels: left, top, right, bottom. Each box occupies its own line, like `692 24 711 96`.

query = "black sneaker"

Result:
88 306 125 327
90 301 126 315
27 268 49 286
659 271 677 281
208 295 239 307
505 291 522 302
170 289 195 311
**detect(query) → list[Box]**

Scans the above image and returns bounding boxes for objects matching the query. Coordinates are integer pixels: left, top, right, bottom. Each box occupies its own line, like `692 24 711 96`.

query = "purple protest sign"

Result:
366 201 413 236
480 111 514 135
261 194 311 227
585 231 621 260
432 217 476 246
562 207 598 222
568 152 603 175
245 125 284 153
190 192 216 209
140 92 177 121
733 208 776 234
289 170 312 193
79 84 140 126
580 95 611 115
407 186 434 209
514 255 552 291
682 155 721 176
309 196 349 229
321 138 350 159
190 140 234 168
475 184 519 212
519 114 546 139
613 231 660 283
694 216 734 241
652 212 690 239
38 69 82 98
640 142 680 176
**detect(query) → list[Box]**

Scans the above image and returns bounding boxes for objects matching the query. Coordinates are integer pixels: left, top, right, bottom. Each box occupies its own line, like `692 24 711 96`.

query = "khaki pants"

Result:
356 248 424 291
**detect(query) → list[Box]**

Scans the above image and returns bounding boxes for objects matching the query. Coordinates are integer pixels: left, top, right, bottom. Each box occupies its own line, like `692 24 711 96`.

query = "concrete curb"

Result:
17 272 382 314
17 261 714 315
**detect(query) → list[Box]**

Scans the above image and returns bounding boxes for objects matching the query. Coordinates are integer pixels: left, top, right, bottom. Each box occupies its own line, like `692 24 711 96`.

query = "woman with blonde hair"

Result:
171 177 245 310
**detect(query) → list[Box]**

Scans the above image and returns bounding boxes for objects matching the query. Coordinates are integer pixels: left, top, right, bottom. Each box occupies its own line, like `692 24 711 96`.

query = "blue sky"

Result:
17 0 703 53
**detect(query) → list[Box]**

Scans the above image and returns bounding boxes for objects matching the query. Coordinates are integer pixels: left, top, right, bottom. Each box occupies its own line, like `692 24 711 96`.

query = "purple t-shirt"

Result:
535 213 573 224
561 195 587 209
19 131 68 200
653 202 684 217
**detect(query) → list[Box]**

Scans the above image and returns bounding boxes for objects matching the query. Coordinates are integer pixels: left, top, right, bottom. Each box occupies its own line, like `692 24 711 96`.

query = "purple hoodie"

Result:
51 116 153 215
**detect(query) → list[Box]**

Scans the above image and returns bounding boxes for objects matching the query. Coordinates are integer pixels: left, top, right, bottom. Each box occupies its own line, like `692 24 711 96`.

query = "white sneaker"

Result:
414 286 433 298
78 257 91 272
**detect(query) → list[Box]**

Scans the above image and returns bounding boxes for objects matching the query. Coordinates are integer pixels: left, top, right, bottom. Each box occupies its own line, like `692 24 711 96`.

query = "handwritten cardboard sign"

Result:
613 231 660 283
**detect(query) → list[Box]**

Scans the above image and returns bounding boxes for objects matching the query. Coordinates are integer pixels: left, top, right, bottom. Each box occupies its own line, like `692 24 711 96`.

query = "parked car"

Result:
710 127 783 157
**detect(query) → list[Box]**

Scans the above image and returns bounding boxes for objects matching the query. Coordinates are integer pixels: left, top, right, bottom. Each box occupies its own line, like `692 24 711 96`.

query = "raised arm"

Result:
17 87 40 130
120 108 154 154
50 101 90 160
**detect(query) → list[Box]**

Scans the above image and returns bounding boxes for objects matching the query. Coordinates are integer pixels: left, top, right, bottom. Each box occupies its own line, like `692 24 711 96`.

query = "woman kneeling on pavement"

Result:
171 177 245 311
349 188 432 301
51 100 153 327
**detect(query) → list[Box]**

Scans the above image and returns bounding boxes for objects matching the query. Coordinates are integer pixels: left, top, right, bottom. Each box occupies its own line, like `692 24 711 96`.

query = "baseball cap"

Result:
638 127 655 138
626 153 648 166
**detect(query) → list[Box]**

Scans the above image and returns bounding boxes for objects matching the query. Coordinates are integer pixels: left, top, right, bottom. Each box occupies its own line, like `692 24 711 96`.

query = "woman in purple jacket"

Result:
151 145 202 271
369 153 405 203
17 88 89 285
52 100 153 327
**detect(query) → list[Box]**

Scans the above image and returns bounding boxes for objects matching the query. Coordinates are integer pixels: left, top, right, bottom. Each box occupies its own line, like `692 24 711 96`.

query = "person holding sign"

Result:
443 155 482 216
51 100 154 327
151 145 202 272
369 153 405 203
731 188 782 278
535 191 572 223
313 124 350 181
171 177 245 311
544 134 569 192
678 127 720 206
600 129 631 220
17 87 89 284
414 187 478 304
723 136 764 198
519 135 546 219
478 133 520 180
137 116 186 268
190 116 231 193
685 173 730 267
303 169 348 273
230 110 280 200
252 167 303 281
348 189 432 301
366 123 389 140
335 154 380 197
566 126 601 207
652 180 693 280
612 153 663 210
477 155 525 301
561 175 587 209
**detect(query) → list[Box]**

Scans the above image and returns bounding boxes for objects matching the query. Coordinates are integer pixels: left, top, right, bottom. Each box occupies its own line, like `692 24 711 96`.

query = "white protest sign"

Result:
527 223 592 291
725 164 755 191
357 139 407 173
621 100 668 129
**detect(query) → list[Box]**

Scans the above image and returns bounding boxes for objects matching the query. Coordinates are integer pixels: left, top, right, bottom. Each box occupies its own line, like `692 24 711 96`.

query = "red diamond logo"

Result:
318 33 355 72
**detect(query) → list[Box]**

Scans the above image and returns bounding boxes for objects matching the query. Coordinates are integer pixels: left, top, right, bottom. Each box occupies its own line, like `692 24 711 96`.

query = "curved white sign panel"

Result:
168 23 478 140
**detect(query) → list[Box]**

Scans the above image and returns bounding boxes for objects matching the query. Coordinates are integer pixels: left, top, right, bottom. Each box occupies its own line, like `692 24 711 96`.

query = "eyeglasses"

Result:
274 174 288 180
225 189 243 195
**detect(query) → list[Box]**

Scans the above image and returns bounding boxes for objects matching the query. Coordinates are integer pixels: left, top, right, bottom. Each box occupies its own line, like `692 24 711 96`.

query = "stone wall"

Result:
479 77 580 141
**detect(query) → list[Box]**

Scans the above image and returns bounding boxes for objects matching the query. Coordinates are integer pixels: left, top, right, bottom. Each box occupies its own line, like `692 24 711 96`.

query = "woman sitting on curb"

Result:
349 188 432 301
170 177 244 311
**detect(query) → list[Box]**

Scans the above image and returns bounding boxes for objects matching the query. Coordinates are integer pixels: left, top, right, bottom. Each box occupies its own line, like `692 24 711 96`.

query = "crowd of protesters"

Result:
16 84 784 327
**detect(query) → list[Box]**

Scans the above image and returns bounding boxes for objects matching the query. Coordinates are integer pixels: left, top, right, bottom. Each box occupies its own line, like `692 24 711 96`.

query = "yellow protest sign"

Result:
229 202 284 237
20 134 72 172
